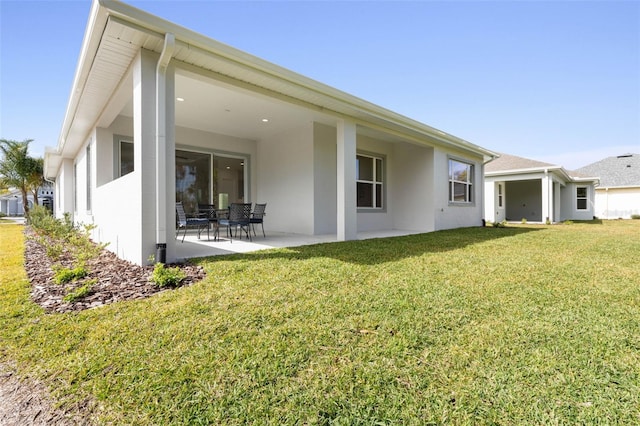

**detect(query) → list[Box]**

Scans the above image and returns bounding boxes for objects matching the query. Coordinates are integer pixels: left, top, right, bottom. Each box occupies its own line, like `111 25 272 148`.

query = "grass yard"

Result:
1 221 639 424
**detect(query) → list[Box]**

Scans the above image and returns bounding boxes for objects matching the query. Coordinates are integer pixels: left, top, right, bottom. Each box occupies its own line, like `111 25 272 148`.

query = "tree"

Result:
0 139 43 217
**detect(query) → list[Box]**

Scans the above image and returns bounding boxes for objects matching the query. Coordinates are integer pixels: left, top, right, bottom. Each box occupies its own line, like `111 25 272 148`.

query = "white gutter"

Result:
155 33 175 262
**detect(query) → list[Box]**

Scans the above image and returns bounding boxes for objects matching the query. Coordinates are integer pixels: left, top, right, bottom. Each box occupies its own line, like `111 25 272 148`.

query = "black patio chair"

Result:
250 203 267 237
217 203 252 242
175 202 209 242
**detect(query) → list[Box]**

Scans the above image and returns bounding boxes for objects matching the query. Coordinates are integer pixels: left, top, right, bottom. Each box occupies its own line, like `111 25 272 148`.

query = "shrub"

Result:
492 220 507 228
521 218 527 224
28 205 74 239
53 265 88 285
63 279 96 303
632 214 640 220
151 263 186 288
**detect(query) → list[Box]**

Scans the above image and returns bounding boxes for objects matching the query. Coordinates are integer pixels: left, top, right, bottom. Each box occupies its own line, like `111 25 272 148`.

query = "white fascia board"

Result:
597 185 640 190
98 0 497 160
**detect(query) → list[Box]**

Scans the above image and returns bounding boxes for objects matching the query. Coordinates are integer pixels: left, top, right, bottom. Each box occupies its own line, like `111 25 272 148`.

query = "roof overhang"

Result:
486 166 599 186
45 0 498 179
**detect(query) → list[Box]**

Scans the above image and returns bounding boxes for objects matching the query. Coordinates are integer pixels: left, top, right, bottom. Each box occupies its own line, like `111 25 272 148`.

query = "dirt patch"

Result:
0 363 86 426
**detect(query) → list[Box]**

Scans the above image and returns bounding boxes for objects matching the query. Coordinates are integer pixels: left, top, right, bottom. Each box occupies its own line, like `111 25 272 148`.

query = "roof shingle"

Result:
575 154 640 187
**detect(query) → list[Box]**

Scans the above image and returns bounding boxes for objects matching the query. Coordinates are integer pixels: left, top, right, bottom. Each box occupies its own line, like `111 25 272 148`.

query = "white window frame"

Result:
448 158 474 204
498 183 503 208
356 153 384 211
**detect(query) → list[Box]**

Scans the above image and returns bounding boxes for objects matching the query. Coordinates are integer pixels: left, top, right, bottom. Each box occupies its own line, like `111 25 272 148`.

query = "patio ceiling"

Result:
119 72 340 142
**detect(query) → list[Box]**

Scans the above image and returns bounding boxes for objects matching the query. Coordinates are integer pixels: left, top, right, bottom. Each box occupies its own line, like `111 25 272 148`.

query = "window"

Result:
356 154 383 209
86 144 92 211
449 159 473 203
119 140 134 177
498 183 503 208
576 186 588 210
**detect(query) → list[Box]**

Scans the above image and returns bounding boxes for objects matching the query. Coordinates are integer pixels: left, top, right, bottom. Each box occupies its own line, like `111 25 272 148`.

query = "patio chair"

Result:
176 202 209 242
250 203 267 237
217 203 252 243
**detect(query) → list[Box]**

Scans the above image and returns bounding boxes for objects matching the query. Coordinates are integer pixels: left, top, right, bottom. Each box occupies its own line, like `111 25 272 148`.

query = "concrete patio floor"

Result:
174 229 421 260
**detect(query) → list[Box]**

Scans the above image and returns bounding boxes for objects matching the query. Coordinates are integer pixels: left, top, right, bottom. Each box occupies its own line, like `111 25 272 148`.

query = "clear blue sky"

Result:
1 0 639 169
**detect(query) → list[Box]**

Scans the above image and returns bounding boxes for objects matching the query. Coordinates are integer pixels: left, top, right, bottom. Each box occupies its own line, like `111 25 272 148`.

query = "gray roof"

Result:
575 154 640 187
485 153 557 173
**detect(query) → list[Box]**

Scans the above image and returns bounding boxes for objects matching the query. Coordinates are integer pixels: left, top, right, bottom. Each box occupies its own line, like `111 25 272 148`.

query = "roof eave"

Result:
48 0 496 175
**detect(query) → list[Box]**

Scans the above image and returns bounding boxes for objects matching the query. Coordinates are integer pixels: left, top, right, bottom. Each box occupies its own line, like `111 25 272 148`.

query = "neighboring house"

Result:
484 153 599 223
0 189 23 216
44 0 497 266
575 153 640 219
0 183 55 216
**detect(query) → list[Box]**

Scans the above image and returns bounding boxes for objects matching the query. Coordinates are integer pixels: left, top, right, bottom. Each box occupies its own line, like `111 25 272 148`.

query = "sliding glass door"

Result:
176 150 210 215
176 149 246 215
213 156 245 209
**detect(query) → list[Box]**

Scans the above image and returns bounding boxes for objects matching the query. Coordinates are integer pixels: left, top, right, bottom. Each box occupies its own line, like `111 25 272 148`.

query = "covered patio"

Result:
174 229 421 260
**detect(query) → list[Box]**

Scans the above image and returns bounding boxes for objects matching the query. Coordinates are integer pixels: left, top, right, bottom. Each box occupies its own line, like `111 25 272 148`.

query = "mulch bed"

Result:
24 228 206 314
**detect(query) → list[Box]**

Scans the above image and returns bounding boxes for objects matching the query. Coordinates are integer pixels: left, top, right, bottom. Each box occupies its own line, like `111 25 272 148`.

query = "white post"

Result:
541 170 552 223
336 119 357 240
155 33 175 263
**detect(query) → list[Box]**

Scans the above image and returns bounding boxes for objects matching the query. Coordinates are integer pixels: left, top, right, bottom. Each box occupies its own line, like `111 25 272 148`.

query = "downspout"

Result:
155 33 175 264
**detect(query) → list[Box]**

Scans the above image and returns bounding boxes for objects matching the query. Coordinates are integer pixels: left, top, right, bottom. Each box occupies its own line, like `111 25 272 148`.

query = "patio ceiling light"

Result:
261 118 269 122
176 97 185 102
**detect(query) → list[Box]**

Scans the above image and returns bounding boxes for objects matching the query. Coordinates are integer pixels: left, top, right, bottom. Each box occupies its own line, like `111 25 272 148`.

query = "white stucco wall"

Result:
356 134 394 233
559 183 596 221
54 159 75 218
258 122 315 234
391 142 435 232
73 137 94 227
434 148 485 230
594 187 640 219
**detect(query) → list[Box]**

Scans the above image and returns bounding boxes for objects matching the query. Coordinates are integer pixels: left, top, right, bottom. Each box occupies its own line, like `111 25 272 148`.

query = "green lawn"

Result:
1 221 639 424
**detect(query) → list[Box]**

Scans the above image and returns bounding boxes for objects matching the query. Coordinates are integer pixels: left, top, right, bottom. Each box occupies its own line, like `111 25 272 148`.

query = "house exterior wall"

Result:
594 187 640 219
559 183 596 221
258 122 315 235
0 198 21 216
72 137 94 226
356 134 394 233
89 51 156 264
483 180 507 224
434 148 485 230
392 142 435 232
54 159 75 218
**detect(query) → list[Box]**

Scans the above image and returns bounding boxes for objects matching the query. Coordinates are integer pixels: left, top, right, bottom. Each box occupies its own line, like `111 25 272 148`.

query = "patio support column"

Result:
542 170 552 223
336 119 357 240
155 33 175 263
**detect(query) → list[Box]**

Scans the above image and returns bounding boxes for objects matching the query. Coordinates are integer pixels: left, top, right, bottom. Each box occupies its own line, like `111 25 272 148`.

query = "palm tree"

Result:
0 139 43 217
